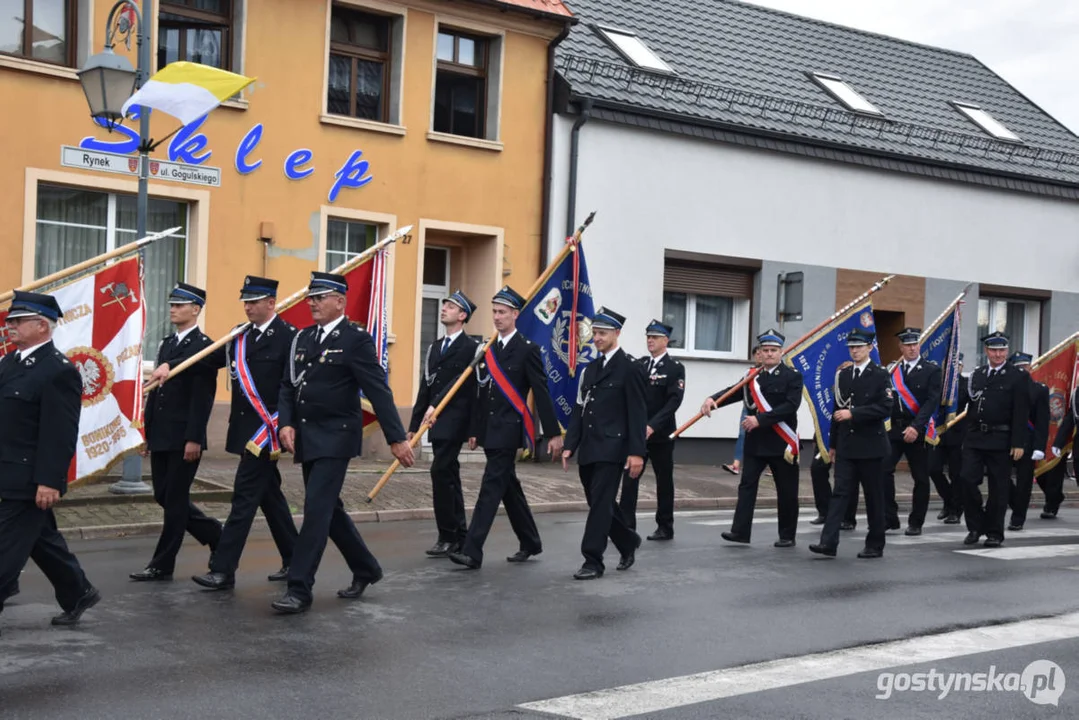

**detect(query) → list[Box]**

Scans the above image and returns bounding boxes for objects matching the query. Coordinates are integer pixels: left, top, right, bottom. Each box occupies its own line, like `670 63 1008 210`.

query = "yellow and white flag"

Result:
121 61 255 125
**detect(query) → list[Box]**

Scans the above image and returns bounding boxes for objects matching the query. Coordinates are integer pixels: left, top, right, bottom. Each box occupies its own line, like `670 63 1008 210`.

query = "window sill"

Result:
320 114 407 136
0 54 78 81
220 97 249 111
426 131 503 152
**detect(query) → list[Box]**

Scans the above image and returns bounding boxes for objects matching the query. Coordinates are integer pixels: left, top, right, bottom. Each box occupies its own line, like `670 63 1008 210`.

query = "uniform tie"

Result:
316 327 326 345
441 336 450 354
853 367 861 380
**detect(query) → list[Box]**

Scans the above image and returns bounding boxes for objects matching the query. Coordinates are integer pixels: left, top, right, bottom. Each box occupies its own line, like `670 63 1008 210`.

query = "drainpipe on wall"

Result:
566 98 593 239
539 24 572 267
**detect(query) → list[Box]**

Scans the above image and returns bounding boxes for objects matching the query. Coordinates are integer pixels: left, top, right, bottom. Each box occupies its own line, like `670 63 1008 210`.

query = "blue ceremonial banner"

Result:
919 295 964 445
783 299 882 456
517 245 599 429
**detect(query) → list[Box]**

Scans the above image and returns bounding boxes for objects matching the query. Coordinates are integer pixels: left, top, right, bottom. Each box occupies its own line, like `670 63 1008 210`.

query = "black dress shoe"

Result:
721 531 750 544
271 593 311 614
267 566 289 582
857 548 883 559
774 538 796 548
647 528 674 541
963 532 982 545
1007 523 1023 532
130 567 172 582
943 514 961 525
983 536 1003 548
506 549 542 563
1041 510 1059 520
191 572 235 590
447 551 480 569
937 509 949 520
886 520 901 531
338 571 382 599
573 566 603 580
426 541 454 557
839 522 856 531
808 544 837 557
809 515 826 525
904 526 922 537
51 586 100 626
616 554 635 571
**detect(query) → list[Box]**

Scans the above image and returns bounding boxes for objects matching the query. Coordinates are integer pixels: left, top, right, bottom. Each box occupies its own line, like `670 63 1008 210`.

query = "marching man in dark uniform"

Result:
618 319 684 541
562 308 646 579
409 290 478 557
1046 384 1076 519
960 332 1029 548
929 353 968 524
0 292 100 632
131 283 221 582
810 328 892 559
702 329 803 547
191 276 300 590
882 328 941 536
1007 352 1048 531
274 271 415 613
447 286 563 570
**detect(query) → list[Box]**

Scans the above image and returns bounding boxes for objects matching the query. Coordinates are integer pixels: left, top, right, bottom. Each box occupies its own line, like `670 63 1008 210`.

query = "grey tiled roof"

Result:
557 0 1079 185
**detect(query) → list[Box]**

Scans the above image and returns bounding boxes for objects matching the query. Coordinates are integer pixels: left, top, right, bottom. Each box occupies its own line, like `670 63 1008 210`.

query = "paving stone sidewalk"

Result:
55 454 925 538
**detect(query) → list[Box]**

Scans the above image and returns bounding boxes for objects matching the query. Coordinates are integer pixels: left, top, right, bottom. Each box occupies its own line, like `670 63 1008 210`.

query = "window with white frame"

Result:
35 184 189 350
325 217 377 270
662 260 752 358
976 296 1041 366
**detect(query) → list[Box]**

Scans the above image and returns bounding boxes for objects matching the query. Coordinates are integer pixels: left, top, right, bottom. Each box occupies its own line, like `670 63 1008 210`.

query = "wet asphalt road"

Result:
3 506 1079 719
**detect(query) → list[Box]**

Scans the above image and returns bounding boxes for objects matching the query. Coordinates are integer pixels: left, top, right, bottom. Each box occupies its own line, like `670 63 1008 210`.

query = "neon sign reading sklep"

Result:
79 109 373 202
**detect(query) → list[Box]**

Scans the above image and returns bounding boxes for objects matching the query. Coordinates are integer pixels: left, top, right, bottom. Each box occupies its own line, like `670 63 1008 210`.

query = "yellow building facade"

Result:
0 0 572 441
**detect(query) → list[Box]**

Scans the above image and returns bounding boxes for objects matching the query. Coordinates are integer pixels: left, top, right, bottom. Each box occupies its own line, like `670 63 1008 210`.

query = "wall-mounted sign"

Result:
61 146 222 187
76 109 373 202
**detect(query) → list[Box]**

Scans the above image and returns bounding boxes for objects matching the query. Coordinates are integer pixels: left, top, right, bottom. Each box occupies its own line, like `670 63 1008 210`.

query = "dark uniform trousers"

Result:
288 458 381 603
430 441 467 545
149 451 223 573
735 455 799 541
460 448 542 564
811 456 858 524
1036 462 1066 514
961 440 1012 539
929 443 964 515
581 462 638 571
819 457 886 550
1009 455 1037 527
619 440 675 533
885 439 931 527
211 451 297 573
0 502 89 614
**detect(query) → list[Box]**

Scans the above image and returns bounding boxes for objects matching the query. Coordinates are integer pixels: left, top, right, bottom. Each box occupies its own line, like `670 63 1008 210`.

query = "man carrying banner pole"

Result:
447 287 564 571
702 329 803 547
882 328 941 536
191 276 300 590
928 353 969 525
809 328 892 559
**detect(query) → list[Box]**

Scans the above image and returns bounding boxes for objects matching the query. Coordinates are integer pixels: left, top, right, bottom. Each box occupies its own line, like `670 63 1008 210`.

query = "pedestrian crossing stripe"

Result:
956 544 1079 560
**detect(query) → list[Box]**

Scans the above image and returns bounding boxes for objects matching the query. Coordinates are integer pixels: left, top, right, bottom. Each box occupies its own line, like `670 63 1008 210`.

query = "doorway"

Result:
873 310 905 365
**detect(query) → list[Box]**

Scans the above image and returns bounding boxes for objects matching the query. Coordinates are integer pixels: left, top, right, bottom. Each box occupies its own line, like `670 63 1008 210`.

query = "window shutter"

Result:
663 261 752 298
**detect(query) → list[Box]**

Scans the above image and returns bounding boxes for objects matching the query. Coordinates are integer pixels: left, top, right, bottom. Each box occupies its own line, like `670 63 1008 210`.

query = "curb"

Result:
69 493 919 541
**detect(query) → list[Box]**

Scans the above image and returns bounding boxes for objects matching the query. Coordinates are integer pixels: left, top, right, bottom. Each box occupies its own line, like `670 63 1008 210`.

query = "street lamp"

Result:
78 0 156 495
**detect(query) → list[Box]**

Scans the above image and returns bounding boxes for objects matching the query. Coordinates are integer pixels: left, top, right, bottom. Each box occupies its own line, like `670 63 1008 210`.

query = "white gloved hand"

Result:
1052 447 1062 458
1032 450 1045 461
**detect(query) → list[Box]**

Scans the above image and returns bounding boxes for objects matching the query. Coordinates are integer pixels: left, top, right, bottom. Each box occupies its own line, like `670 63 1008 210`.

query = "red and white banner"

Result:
0 257 146 483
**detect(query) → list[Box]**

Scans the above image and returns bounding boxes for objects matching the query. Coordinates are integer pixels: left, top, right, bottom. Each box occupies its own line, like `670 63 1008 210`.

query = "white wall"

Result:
549 117 1079 439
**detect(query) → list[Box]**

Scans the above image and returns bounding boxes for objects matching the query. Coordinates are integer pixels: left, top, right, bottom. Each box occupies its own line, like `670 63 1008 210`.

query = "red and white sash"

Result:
748 374 799 457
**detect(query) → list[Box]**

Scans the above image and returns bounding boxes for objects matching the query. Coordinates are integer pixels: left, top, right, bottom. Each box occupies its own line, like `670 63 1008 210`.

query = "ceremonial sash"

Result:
485 345 536 451
235 331 280 459
748 374 798 459
890 364 936 440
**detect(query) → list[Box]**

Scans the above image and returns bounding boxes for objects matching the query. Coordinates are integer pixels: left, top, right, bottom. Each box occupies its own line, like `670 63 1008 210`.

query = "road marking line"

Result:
956 544 1079 560
689 520 1079 546
517 611 1079 719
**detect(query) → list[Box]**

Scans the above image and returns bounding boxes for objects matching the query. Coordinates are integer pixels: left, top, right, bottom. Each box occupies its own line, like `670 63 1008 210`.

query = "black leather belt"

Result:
974 423 1010 433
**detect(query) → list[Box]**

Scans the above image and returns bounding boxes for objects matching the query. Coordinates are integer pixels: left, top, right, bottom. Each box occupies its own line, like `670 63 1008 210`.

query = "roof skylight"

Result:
596 27 673 74
810 73 883 116
953 102 1021 142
